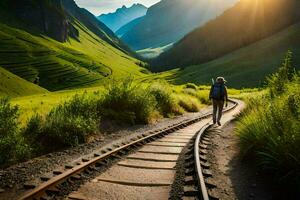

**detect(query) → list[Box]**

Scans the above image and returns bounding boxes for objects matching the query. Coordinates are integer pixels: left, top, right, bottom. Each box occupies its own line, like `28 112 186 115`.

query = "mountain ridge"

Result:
121 0 238 51
98 3 147 32
155 0 300 70
162 22 300 88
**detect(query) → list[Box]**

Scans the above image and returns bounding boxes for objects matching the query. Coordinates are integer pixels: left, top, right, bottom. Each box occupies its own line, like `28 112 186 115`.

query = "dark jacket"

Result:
209 83 228 101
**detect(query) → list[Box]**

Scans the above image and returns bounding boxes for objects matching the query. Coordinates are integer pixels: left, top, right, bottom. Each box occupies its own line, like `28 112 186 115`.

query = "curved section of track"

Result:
195 100 237 200
18 100 240 200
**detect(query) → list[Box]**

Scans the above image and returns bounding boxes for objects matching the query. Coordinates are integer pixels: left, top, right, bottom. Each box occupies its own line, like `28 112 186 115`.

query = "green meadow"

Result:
0 67 48 97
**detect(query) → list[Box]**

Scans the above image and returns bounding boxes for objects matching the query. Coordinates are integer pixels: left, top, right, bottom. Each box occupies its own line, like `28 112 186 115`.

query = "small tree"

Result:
267 51 296 97
0 98 20 164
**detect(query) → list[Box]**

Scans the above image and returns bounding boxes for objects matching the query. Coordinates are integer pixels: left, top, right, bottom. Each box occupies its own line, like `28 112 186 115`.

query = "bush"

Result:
236 52 300 188
3 79 207 164
0 98 29 164
149 83 183 117
267 50 296 97
101 78 158 124
237 86 300 185
183 88 210 105
23 94 100 153
175 94 202 112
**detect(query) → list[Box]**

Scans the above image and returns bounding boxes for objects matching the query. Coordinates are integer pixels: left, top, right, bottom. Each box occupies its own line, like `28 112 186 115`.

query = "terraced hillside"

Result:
0 4 146 92
0 67 47 97
150 23 300 88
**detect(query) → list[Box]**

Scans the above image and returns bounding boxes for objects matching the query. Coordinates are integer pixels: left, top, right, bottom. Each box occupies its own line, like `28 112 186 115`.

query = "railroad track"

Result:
18 100 238 200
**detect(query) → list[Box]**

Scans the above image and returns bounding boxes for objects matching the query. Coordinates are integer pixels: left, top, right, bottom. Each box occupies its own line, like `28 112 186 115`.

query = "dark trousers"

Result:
212 99 224 123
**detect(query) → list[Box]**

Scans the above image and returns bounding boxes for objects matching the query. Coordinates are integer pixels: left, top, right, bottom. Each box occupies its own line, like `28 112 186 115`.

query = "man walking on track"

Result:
209 77 228 126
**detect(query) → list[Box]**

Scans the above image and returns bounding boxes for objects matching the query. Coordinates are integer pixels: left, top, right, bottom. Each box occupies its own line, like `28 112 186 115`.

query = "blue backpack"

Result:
212 83 225 100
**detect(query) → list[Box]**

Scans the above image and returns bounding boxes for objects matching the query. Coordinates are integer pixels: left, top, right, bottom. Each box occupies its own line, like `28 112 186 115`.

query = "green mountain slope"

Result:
157 23 300 88
155 0 300 69
0 67 48 97
0 0 145 92
62 0 132 53
121 0 237 51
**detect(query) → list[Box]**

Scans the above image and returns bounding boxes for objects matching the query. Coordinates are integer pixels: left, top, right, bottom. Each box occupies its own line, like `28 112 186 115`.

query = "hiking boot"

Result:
217 121 221 126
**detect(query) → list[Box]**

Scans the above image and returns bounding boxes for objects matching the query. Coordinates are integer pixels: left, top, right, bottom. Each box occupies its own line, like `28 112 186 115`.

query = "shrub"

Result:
149 83 183 117
183 88 210 105
236 52 300 188
267 50 295 97
101 78 158 124
175 94 202 112
237 86 300 185
23 94 100 153
0 98 29 164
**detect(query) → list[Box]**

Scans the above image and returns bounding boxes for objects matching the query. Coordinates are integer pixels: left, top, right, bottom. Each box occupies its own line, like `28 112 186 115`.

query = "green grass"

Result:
0 67 48 97
236 53 300 190
11 86 105 124
0 19 146 92
1 80 213 165
154 23 300 88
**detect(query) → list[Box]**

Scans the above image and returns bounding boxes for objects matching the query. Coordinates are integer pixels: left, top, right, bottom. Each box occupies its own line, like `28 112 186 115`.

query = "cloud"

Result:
74 0 160 15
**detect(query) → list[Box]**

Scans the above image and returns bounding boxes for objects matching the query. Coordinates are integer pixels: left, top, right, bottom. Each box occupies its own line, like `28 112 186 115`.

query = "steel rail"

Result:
194 99 238 200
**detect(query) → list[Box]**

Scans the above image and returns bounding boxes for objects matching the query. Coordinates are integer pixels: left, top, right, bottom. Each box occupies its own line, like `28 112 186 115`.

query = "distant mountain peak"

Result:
98 3 147 32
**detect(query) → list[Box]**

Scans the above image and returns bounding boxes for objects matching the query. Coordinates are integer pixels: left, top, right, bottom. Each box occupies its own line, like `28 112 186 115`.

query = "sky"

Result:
74 0 160 16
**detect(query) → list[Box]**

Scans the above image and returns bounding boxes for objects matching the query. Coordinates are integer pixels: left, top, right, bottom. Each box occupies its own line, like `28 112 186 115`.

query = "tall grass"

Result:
101 79 158 124
22 94 100 154
149 82 184 117
236 51 300 188
1 80 208 165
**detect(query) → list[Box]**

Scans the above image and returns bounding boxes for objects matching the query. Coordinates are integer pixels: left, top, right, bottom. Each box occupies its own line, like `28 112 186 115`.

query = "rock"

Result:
24 183 36 189
53 170 63 175
0 188 5 193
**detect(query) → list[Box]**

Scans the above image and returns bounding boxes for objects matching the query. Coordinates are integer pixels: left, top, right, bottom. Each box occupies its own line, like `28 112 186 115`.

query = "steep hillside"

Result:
98 4 147 32
156 0 300 69
116 16 144 37
155 23 300 88
0 0 146 91
0 67 48 97
0 0 80 42
62 0 131 52
121 0 237 51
